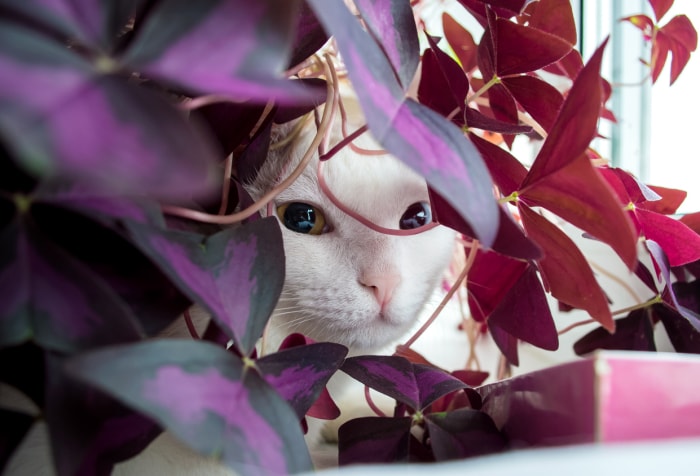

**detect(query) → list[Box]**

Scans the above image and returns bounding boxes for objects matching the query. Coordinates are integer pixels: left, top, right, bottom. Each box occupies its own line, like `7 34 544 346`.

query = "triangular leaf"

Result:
124 0 323 105
257 342 347 420
413 364 470 410
487 264 559 351
308 0 499 246
66 340 313 475
519 206 614 331
341 355 419 409
125 218 284 354
425 409 506 461
354 0 420 89
338 417 412 465
491 16 573 75
573 308 656 356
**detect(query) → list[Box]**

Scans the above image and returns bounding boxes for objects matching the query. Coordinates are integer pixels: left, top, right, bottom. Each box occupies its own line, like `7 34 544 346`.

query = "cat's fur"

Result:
252 94 456 355
4 88 456 475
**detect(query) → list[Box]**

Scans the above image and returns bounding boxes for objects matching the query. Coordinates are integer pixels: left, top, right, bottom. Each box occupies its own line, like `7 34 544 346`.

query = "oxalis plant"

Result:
1 0 699 474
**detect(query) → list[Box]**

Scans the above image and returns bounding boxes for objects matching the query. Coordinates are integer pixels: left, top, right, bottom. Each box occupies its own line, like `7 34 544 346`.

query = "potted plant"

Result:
1 0 698 474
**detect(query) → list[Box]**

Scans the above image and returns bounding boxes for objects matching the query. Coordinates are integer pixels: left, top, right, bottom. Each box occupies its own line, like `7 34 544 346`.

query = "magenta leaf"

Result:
338 417 412 465
124 0 322 105
308 0 499 246
125 217 284 354
0 215 144 352
66 339 313 475
413 364 470 410
0 22 221 201
256 343 347 420
341 355 420 409
0 0 146 48
425 409 506 461
354 0 419 89
573 308 656 356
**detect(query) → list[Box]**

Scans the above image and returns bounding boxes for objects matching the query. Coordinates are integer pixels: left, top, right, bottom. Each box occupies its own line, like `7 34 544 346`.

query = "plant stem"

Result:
401 240 479 349
162 56 338 225
467 75 500 104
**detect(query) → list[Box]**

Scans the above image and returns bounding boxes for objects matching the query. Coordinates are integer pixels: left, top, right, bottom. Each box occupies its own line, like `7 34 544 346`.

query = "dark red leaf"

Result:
442 13 479 73
521 40 607 188
487 264 559 351
464 107 533 134
523 0 577 45
573 308 656 356
469 133 527 195
658 15 698 84
501 74 564 132
429 187 541 261
521 155 638 270
681 212 700 233
467 249 530 322
636 209 700 267
491 16 573 75
418 38 469 120
645 240 700 330
542 49 584 80
519 206 614 331
655 303 700 353
425 409 506 461
650 0 674 22
305 387 341 420
338 417 412 465
487 319 520 366
643 185 687 214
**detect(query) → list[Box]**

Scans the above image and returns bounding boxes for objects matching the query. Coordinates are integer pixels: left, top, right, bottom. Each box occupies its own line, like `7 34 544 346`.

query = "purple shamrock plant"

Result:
1 0 700 474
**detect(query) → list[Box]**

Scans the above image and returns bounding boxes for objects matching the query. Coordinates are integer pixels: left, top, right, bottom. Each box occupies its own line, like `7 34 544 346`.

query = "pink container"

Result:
477 351 700 448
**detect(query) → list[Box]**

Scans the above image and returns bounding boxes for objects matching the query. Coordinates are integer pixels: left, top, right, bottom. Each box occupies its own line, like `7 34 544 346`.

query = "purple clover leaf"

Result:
124 217 285 355
65 339 314 476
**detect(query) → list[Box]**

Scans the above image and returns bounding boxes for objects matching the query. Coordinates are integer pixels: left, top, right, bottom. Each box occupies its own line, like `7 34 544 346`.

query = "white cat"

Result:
4 88 457 475
252 95 456 356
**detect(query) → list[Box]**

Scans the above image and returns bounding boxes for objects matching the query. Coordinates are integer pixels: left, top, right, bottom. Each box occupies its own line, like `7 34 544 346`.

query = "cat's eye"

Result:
399 201 432 230
277 202 328 235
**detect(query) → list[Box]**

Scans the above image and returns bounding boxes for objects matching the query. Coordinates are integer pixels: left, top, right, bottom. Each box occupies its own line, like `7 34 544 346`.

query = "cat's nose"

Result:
359 274 401 309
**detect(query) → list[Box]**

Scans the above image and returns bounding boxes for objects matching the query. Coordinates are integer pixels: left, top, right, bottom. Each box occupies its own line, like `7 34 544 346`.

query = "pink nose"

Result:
359 274 401 309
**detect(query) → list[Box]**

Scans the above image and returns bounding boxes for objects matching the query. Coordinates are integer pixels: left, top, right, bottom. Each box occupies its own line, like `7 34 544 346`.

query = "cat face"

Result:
249 104 456 353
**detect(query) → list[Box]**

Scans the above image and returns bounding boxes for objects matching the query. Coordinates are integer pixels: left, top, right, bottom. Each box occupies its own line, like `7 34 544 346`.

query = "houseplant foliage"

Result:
0 0 698 474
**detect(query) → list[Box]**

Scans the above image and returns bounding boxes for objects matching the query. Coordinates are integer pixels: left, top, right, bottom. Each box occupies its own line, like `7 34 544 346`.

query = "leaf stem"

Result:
400 240 479 349
611 294 663 316
467 75 500 104
162 56 338 225
364 385 386 417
